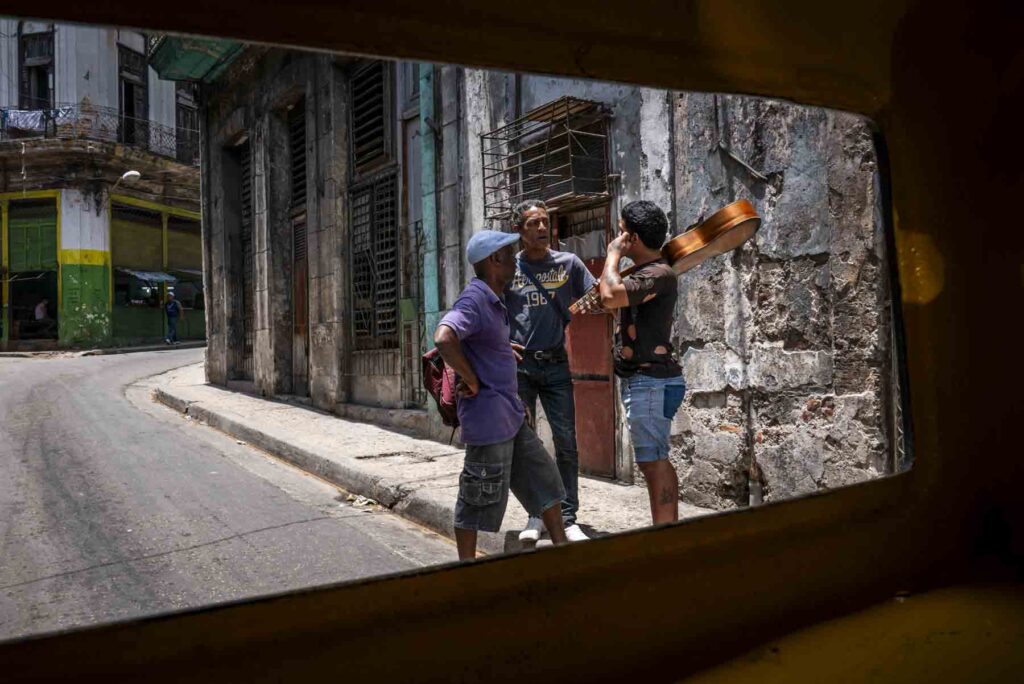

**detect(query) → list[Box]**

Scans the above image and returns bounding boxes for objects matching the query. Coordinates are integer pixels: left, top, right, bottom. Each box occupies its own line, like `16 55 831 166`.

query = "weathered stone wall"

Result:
306 56 352 410
202 49 403 411
671 93 890 509
202 50 314 398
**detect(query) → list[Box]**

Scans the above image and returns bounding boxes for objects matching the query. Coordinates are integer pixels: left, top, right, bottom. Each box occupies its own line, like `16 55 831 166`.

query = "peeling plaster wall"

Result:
59 188 112 345
202 50 362 411
70 26 117 108
0 20 20 107
203 50 314 398
671 93 890 509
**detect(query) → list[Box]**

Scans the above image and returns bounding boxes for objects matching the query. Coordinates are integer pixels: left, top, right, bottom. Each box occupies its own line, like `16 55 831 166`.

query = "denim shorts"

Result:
620 373 686 463
454 421 566 532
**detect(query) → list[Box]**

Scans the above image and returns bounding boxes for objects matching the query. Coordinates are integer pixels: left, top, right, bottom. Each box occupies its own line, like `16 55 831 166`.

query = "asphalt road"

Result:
0 348 453 642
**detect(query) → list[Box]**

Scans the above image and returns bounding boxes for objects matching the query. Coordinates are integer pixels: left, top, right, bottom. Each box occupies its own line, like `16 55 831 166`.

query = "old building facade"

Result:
0 21 203 350
153 42 902 509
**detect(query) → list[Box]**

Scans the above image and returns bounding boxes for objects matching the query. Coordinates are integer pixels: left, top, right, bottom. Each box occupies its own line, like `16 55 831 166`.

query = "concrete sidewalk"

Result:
143 362 714 555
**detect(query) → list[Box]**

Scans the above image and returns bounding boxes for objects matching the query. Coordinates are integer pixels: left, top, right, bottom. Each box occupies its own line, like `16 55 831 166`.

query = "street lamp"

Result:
112 170 142 191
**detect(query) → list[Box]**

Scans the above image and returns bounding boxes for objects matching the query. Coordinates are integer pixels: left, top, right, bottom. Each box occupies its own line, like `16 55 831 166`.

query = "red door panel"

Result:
565 257 616 479
572 380 616 478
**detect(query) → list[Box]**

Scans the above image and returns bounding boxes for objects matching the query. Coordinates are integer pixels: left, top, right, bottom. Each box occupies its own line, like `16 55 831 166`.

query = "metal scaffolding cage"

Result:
481 96 610 221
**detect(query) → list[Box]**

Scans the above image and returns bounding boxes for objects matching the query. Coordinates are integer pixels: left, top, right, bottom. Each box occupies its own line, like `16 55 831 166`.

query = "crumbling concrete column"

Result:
251 112 294 396
309 57 351 409
203 105 247 386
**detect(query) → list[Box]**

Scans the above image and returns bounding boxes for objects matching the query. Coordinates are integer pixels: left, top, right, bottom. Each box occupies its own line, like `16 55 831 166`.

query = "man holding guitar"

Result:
597 201 686 524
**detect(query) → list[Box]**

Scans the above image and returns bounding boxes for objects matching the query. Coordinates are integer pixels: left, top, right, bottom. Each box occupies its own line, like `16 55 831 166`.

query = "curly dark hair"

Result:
621 200 669 249
510 199 548 229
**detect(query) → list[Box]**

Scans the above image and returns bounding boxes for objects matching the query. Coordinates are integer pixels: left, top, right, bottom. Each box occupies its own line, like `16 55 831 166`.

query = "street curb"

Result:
81 342 207 356
151 385 512 554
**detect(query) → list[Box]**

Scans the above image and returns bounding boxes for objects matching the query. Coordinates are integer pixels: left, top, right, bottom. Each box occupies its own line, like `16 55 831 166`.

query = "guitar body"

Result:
662 199 761 275
569 199 761 314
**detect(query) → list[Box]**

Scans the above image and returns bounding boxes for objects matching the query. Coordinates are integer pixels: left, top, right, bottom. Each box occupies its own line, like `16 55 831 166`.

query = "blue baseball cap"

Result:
466 230 520 265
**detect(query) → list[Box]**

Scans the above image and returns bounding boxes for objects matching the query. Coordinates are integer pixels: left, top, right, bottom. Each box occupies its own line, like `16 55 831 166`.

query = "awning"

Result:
117 268 178 284
148 35 245 84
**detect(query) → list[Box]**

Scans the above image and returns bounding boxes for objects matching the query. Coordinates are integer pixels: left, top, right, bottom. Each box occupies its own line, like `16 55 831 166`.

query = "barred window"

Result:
481 96 609 221
350 173 398 349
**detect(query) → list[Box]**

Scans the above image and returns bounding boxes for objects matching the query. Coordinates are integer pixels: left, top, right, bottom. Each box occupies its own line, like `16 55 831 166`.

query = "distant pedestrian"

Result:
34 298 56 336
598 201 685 525
434 230 568 560
164 292 184 344
506 199 597 543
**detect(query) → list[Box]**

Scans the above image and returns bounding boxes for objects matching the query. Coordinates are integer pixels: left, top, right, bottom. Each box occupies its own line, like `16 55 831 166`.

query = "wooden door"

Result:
565 260 616 479
292 215 309 397
238 142 255 380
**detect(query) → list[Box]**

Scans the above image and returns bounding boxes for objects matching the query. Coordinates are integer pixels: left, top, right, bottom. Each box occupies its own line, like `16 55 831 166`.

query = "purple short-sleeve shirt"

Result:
438 278 525 445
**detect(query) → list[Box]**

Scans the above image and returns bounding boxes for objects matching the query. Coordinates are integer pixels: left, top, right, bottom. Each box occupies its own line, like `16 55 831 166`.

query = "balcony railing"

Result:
0 103 199 167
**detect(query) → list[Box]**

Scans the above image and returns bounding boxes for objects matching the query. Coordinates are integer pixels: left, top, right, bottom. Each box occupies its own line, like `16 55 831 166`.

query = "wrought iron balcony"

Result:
0 102 200 167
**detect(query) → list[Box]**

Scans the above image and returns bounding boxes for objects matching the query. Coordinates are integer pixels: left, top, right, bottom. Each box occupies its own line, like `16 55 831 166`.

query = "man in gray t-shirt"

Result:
505 199 596 543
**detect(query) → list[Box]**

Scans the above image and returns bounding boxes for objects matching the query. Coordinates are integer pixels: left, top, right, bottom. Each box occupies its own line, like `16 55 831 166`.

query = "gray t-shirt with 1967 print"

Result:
505 249 597 352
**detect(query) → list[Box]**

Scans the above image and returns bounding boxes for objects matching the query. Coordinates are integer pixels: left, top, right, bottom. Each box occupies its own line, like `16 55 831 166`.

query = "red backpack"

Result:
422 348 459 430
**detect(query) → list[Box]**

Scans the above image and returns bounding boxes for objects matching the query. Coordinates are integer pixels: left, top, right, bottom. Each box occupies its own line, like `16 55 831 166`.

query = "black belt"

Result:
527 347 567 362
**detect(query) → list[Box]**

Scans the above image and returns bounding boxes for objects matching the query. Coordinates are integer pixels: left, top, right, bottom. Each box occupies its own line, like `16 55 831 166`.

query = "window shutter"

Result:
349 61 392 176
288 101 307 213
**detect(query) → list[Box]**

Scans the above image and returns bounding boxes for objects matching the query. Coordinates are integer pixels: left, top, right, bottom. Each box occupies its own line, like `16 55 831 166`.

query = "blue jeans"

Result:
517 357 579 526
166 316 179 343
620 374 686 462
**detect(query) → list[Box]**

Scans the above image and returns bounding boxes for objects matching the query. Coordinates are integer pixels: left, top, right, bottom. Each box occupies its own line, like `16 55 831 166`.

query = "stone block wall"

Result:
671 93 891 509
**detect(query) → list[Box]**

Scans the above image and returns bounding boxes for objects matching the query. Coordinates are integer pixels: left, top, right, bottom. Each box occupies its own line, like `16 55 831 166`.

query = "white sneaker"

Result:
564 524 590 542
519 516 544 543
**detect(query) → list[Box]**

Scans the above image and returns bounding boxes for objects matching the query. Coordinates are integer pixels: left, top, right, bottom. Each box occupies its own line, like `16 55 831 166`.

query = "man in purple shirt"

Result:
434 230 568 560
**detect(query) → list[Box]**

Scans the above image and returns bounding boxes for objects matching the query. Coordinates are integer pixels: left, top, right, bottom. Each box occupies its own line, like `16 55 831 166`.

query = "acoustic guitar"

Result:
569 199 761 314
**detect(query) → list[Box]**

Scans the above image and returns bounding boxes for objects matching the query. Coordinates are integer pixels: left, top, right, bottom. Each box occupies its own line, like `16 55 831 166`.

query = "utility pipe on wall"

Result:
419 64 441 343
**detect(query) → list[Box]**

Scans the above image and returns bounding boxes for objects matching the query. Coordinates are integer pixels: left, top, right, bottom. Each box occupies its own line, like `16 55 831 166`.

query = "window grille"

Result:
350 173 399 349
349 61 393 176
481 96 610 221
289 101 307 214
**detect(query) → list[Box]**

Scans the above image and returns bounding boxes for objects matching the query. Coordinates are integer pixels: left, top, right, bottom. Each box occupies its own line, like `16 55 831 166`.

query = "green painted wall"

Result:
60 263 111 346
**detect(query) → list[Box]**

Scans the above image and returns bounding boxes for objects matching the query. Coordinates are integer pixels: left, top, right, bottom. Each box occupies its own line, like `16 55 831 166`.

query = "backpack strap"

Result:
517 258 572 328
